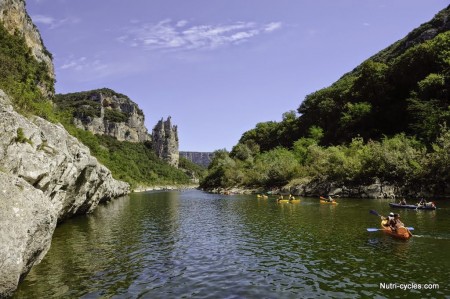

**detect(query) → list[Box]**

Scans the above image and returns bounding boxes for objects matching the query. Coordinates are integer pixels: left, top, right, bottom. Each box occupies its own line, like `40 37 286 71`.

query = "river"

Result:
13 190 450 298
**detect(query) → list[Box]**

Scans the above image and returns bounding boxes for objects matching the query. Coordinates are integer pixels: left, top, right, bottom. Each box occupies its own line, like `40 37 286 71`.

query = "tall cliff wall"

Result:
0 1 130 296
0 90 130 297
180 151 214 168
152 117 179 167
0 0 54 96
55 89 151 143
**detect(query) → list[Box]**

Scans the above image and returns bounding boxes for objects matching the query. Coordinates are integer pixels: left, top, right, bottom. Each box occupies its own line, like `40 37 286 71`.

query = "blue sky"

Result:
27 0 449 152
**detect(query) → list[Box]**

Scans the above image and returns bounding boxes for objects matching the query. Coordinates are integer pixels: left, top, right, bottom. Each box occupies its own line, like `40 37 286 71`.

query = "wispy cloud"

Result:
265 22 282 33
56 54 153 82
31 14 80 29
118 19 282 51
31 14 55 25
59 56 106 72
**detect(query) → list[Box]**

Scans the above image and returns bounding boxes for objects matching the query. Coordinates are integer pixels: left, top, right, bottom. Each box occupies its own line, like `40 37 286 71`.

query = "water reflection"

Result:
14 191 450 298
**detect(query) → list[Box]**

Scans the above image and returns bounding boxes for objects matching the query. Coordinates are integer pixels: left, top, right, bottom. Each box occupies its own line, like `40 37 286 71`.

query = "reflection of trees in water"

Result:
14 192 450 298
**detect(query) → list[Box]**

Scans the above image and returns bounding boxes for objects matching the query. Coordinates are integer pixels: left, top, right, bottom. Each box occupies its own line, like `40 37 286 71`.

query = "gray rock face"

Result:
58 89 151 143
180 151 214 167
152 117 179 167
0 0 55 96
0 172 57 298
287 179 400 199
0 90 129 296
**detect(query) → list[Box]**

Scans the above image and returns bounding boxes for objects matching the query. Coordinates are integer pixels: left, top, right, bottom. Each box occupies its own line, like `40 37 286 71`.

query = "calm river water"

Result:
14 190 450 298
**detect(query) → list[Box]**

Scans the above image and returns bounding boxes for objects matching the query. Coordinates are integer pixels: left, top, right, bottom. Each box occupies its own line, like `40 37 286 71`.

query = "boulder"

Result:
0 173 57 298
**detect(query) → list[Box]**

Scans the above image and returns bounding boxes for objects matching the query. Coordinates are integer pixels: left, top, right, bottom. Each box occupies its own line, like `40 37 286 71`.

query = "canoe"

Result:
380 220 412 240
277 199 289 203
389 203 436 210
320 200 338 205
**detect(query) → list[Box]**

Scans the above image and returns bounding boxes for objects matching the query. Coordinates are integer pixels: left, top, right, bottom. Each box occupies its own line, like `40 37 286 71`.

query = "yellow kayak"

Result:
320 199 338 205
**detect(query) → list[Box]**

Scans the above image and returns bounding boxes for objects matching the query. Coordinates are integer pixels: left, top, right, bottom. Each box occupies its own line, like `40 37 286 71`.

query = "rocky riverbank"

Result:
0 90 129 297
204 178 404 199
133 184 199 193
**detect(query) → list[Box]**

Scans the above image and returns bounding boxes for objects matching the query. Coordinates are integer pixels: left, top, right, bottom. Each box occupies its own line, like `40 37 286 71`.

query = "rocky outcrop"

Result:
180 151 214 167
403 5 450 49
55 89 151 143
0 0 54 96
0 90 129 296
0 172 57 298
286 179 400 199
152 117 179 167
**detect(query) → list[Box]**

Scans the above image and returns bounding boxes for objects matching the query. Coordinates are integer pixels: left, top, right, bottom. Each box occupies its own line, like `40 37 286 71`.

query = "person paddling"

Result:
382 212 394 227
390 213 404 231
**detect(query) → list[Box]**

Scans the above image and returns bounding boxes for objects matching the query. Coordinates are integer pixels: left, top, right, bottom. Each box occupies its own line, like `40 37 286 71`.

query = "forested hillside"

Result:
201 5 450 196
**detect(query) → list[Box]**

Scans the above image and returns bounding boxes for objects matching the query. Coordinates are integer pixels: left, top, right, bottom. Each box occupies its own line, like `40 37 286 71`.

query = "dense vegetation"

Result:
0 21 55 119
201 6 450 194
63 125 199 188
201 126 450 193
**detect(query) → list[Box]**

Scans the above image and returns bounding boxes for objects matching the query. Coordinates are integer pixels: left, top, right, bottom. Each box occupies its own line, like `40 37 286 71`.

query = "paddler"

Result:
389 213 404 231
382 212 394 227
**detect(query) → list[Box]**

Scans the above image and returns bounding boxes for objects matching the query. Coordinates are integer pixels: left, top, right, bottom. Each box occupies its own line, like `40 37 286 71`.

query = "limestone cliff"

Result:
0 90 130 296
0 0 54 96
55 88 151 143
152 117 179 167
180 151 214 168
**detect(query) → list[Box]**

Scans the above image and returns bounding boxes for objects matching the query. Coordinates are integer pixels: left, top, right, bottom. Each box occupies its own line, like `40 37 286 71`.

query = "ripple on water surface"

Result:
13 190 450 298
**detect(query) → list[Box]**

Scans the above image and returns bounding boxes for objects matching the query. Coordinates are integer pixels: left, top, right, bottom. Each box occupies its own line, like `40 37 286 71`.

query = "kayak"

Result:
277 199 289 203
320 200 338 205
389 203 436 210
381 220 412 240
289 199 301 203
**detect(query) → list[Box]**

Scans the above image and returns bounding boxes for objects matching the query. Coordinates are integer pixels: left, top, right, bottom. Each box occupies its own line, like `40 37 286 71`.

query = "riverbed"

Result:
14 190 450 298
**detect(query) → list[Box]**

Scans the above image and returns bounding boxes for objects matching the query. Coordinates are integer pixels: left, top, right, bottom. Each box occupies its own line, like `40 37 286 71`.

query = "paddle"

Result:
369 209 382 217
367 227 414 232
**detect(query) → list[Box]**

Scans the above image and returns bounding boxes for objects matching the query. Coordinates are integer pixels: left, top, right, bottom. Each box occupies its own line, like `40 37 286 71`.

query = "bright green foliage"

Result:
340 102 372 126
200 150 239 188
178 157 207 181
236 7 450 150
66 127 193 188
201 6 450 192
422 125 450 192
0 21 55 120
104 109 128 123
250 148 300 186
360 134 426 185
201 134 430 190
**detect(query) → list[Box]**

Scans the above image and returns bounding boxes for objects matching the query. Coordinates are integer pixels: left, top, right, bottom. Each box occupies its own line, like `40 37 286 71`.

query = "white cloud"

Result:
30 14 80 29
176 20 188 27
59 56 106 72
264 22 282 32
31 15 55 25
118 20 282 51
